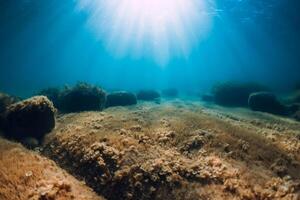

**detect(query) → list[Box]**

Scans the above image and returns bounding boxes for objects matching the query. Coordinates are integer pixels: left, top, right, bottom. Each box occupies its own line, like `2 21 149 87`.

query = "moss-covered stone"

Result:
4 96 56 140
59 83 106 113
212 82 267 107
106 91 137 108
137 90 160 101
248 92 287 115
38 87 61 108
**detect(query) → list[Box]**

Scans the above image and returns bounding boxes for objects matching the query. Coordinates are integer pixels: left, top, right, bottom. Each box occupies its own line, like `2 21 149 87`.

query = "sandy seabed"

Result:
1 100 300 200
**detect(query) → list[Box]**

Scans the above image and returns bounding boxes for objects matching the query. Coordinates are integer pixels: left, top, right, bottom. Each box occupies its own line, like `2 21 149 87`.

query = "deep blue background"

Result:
0 0 299 97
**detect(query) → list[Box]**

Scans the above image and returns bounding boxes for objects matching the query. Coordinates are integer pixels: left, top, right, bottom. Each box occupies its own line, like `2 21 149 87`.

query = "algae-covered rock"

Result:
106 91 137 108
0 92 20 113
162 88 178 98
248 92 287 115
212 82 267 107
137 90 160 101
0 93 20 130
4 96 55 140
59 83 106 113
38 87 61 108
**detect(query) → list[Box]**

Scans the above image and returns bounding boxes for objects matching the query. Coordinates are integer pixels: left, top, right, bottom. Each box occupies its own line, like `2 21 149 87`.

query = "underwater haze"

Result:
0 0 300 96
2 1 300 199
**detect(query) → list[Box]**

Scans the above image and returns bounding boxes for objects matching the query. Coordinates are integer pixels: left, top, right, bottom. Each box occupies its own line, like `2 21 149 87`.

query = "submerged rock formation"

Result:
0 93 20 130
248 92 287 115
106 91 137 108
137 90 160 101
38 87 61 108
212 82 266 107
0 93 20 113
59 83 106 113
3 96 55 140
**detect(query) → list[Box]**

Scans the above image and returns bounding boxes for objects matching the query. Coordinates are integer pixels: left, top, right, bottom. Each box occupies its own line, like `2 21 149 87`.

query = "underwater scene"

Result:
1 0 300 199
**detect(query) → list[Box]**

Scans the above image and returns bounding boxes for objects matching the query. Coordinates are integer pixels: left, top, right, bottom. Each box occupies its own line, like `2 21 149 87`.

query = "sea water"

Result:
0 0 299 97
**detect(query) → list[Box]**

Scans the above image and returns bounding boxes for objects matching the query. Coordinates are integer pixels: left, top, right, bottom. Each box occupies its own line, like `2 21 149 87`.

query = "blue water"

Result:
0 0 299 97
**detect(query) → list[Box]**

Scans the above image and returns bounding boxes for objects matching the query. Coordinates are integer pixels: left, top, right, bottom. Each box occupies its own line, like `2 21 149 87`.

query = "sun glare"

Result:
77 0 214 66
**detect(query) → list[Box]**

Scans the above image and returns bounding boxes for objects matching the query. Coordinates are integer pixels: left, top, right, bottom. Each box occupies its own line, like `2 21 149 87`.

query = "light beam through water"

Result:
77 0 215 66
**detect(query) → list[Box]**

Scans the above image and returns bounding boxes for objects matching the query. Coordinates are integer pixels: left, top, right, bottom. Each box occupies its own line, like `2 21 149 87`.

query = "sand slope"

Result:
0 138 105 200
41 100 300 199
1 100 300 199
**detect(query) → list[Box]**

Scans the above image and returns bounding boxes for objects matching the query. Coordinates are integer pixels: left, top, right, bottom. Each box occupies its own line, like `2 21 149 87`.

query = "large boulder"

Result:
3 96 56 140
38 87 61 108
0 93 20 130
162 88 178 98
248 92 287 115
137 90 160 101
106 91 137 107
59 83 106 113
212 82 267 107
0 93 20 114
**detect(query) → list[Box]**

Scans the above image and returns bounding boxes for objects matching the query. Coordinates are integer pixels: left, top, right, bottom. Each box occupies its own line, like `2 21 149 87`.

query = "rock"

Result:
248 92 287 115
212 82 267 107
3 96 56 140
137 90 160 101
106 91 137 108
0 93 20 114
59 83 106 113
38 87 61 108
0 93 20 130
162 88 178 98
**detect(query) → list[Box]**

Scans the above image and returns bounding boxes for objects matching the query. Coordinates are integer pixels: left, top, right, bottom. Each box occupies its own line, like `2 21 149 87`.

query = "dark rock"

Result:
0 93 20 114
0 93 20 130
201 94 214 102
137 90 160 101
212 82 267 107
59 83 106 113
248 92 287 115
38 87 61 108
106 91 137 107
4 96 56 140
162 88 178 98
